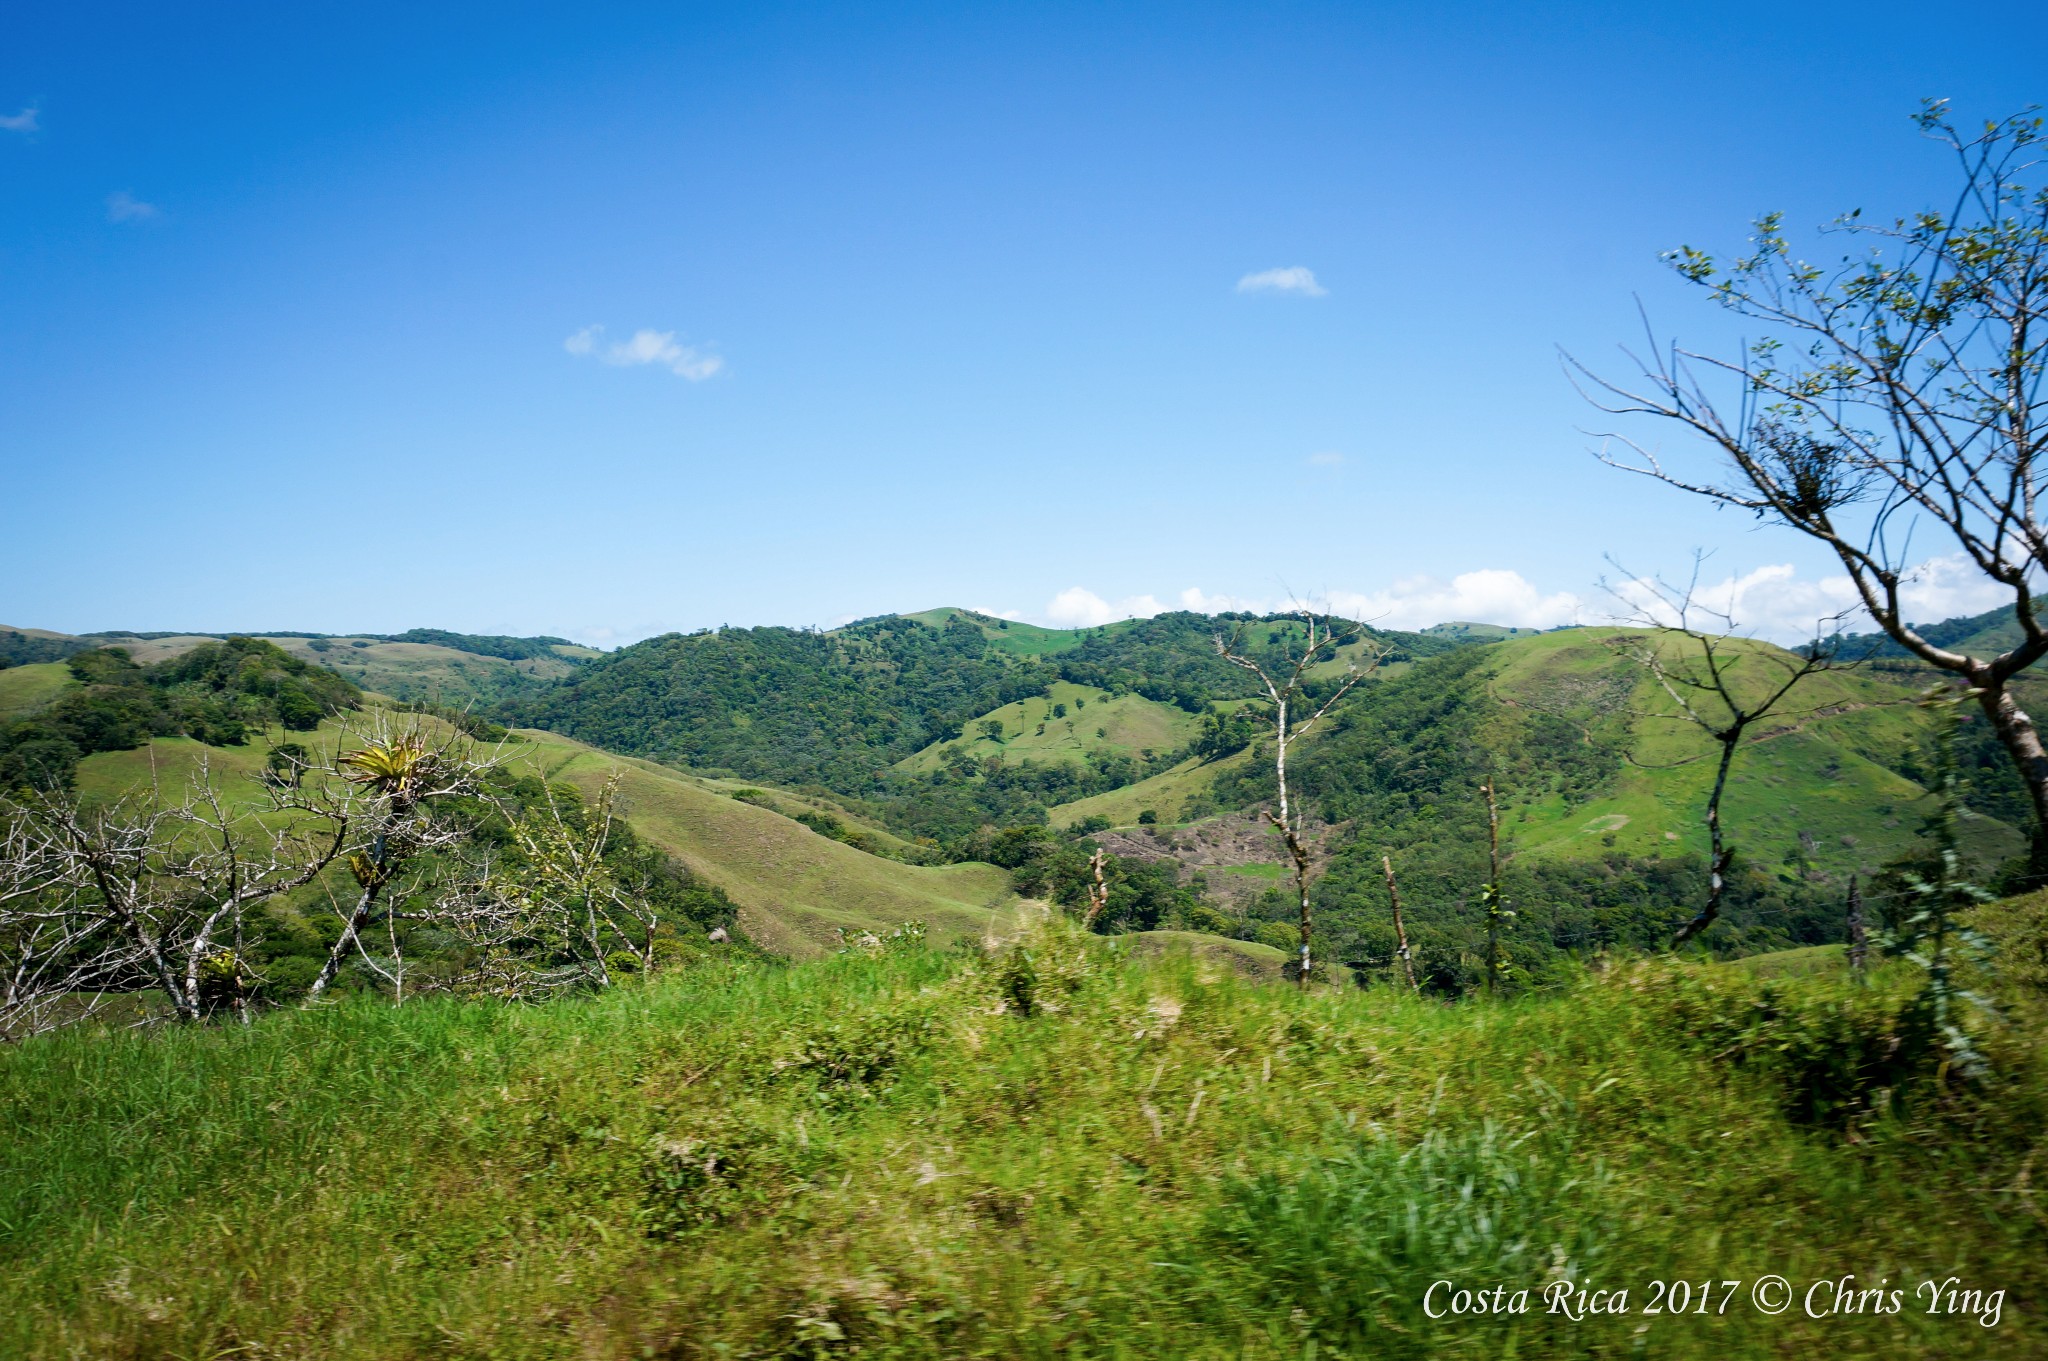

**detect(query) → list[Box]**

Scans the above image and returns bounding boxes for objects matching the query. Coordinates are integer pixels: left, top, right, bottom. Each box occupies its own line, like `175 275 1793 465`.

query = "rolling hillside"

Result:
17 607 2034 974
67 712 1022 961
507 729 1020 958
516 607 1457 808
1005 626 2031 976
0 625 598 704
1046 626 2019 877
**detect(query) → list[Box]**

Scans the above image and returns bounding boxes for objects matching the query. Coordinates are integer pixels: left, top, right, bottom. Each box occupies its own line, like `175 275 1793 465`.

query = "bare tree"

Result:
435 773 663 999
0 811 118 1039
1846 873 1869 977
1082 846 1109 929
1217 610 1382 987
1479 775 1512 992
1380 853 1419 992
1 758 354 1028
1606 561 1838 944
1572 103 2048 877
306 719 498 1002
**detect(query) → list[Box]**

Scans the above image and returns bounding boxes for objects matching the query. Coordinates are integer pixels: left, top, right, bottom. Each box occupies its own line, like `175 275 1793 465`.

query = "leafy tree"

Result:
1577 102 2048 882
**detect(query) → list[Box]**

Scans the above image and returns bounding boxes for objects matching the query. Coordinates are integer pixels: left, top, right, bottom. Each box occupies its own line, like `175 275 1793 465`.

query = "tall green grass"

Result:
2 921 2043 1358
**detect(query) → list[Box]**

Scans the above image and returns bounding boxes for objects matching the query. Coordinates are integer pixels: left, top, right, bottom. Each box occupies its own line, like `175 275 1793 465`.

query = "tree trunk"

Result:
1975 678 2048 888
1845 874 1867 978
1382 854 1417 992
308 878 386 1001
1674 732 1740 946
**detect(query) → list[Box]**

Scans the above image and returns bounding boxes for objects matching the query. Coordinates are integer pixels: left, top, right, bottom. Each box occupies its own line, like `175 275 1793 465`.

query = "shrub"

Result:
1208 1122 1612 1351
641 1116 832 1239
1641 964 1944 1126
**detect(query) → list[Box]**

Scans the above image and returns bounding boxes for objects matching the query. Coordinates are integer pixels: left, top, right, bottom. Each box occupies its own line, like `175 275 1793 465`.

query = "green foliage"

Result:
1883 694 1998 1077
641 1115 833 1239
1192 705 1260 760
990 830 1208 934
1639 961 1966 1127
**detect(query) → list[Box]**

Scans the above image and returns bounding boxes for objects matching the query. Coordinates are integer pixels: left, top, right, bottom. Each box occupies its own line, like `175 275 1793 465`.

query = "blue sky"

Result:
3 2 2043 644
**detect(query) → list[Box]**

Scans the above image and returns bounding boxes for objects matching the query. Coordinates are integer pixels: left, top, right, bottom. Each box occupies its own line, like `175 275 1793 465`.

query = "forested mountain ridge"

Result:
509 609 1457 793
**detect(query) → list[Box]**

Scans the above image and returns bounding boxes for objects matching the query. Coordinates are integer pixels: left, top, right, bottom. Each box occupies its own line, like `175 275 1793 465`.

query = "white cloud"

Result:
1236 266 1326 297
1604 552 2018 643
967 605 1024 621
105 191 157 222
1307 451 1344 467
1331 571 1586 632
1027 554 2016 642
1044 576 1581 632
0 107 37 133
563 324 723 380
1177 586 1261 614
1044 587 1167 628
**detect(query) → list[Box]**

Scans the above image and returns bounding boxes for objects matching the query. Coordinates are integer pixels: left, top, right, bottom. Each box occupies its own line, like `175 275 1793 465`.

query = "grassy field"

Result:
0 661 73 719
1048 745 1260 828
1488 629 2025 880
898 608 1094 657
261 637 589 703
2 910 2041 1359
507 728 1020 958
895 681 1221 774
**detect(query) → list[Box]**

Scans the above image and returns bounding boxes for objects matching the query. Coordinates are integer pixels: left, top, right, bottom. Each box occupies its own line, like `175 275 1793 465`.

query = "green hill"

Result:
69 712 1023 962
1826 601 2048 666
0 662 73 720
515 609 1462 840
1024 627 2024 978
2 625 597 706
259 635 592 702
894 679 1230 774
1420 620 1547 641
507 728 1020 958
898 607 1091 656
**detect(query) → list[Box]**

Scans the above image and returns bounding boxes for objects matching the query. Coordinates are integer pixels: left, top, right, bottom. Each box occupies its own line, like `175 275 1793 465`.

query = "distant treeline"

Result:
1819 603 2020 661
0 631 94 669
74 628 585 664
